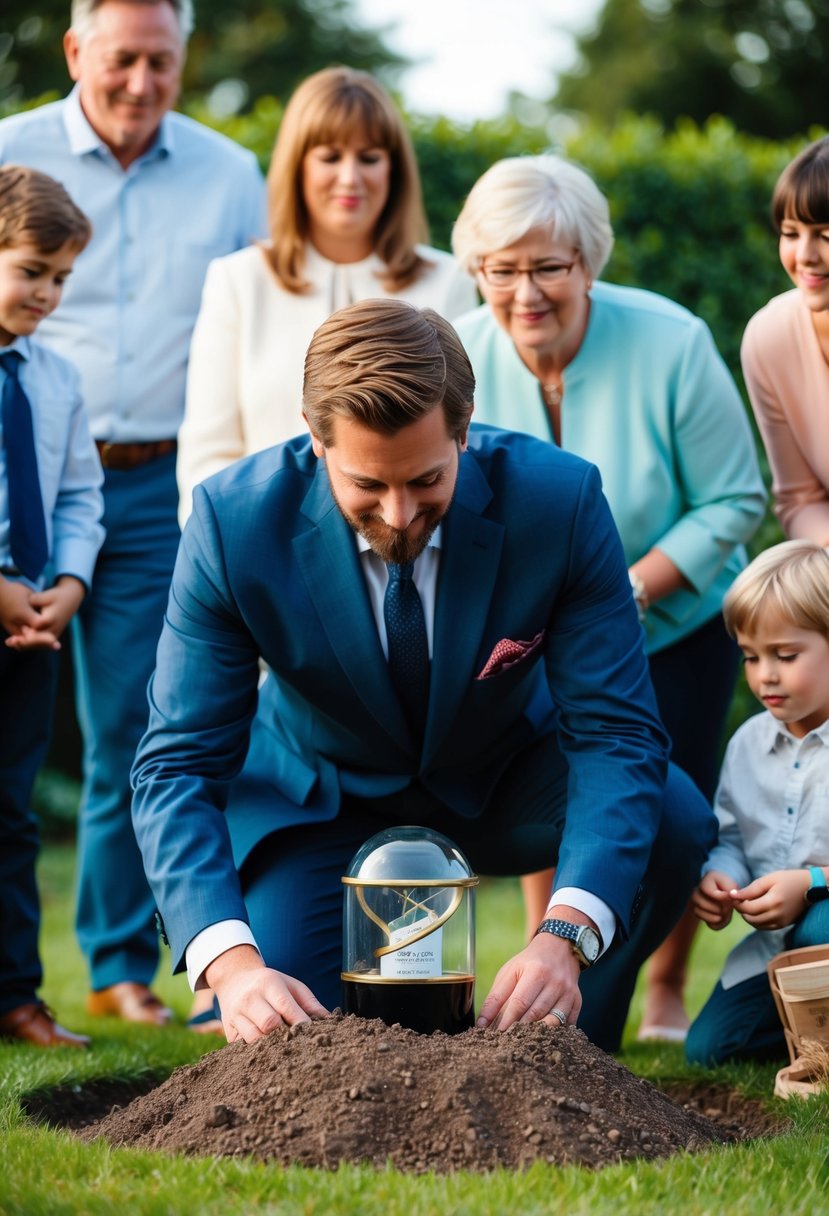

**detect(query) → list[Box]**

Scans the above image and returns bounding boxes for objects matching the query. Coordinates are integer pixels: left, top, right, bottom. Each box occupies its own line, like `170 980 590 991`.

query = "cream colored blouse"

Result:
177 242 477 523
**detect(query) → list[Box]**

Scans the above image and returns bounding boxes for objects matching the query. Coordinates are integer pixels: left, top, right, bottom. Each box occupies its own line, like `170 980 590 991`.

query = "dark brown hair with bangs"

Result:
771 136 829 231
264 66 430 294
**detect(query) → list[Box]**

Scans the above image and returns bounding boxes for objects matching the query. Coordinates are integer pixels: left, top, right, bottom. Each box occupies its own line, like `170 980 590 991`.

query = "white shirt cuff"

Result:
545 887 616 958
185 919 260 991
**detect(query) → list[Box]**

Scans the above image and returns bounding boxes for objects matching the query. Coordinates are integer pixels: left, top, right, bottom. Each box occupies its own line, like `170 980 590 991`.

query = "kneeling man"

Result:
132 299 715 1050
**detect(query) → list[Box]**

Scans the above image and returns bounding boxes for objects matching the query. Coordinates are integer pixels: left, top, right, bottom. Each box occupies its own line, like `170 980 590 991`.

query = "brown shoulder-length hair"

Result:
265 66 430 295
771 136 829 230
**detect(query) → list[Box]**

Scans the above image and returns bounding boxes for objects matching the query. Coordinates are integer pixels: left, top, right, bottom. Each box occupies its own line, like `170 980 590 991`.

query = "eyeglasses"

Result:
478 259 579 291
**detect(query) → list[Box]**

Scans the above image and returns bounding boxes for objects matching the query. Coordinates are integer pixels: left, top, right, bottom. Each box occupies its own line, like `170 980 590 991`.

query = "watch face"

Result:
578 926 600 962
806 884 829 904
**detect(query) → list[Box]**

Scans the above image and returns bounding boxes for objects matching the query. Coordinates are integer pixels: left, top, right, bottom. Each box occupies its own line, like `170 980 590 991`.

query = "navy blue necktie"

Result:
1 351 48 582
384 560 430 736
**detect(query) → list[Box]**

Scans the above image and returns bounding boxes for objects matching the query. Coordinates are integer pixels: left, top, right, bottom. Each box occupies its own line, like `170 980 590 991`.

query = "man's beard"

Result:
329 482 452 565
353 507 445 565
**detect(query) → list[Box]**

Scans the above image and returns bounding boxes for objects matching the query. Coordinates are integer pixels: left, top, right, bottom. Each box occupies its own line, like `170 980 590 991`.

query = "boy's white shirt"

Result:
704 709 829 988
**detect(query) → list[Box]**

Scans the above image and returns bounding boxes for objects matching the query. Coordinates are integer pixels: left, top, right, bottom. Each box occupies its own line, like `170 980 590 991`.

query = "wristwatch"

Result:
804 866 829 905
535 918 601 969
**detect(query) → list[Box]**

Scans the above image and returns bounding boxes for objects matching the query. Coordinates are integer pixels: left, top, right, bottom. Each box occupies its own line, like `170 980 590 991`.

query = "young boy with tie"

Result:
686 540 829 1066
0 165 103 1047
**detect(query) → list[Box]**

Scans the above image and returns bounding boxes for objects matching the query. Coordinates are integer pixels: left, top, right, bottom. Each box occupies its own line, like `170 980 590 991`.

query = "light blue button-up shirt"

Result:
0 336 103 589
0 88 266 441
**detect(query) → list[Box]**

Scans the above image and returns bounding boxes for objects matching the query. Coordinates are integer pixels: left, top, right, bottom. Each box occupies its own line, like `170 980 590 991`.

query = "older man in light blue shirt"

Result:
0 0 266 1024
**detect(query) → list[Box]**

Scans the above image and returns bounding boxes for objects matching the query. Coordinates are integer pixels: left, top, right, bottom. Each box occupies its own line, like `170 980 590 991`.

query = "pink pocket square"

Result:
476 629 546 680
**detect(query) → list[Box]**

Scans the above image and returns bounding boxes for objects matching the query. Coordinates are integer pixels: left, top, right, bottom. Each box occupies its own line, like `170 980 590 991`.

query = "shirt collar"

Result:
763 708 829 753
63 84 173 162
0 336 31 362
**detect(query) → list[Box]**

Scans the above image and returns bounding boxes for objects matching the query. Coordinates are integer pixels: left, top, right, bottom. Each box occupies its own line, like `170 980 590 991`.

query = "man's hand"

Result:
729 869 811 929
476 906 594 1031
692 870 738 929
204 944 330 1044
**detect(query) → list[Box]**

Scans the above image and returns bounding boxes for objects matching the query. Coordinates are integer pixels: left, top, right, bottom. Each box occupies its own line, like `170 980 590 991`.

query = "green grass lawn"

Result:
1 843 827 1216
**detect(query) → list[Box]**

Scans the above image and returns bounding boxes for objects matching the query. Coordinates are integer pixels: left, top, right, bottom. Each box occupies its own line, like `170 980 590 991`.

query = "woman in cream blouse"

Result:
742 136 829 543
177 66 476 524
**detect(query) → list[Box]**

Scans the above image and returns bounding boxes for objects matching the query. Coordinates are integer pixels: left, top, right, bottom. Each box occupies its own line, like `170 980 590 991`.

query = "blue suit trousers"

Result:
73 452 180 989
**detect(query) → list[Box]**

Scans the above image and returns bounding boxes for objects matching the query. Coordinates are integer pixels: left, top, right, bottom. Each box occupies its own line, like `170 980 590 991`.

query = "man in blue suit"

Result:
132 299 715 1052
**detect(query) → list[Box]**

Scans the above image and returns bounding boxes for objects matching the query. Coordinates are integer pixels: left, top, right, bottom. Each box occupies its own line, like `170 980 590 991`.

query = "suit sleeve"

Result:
544 463 672 932
131 486 262 971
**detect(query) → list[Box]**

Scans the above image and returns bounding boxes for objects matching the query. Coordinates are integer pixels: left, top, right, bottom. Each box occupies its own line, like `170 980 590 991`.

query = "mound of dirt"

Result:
70 1015 781 1172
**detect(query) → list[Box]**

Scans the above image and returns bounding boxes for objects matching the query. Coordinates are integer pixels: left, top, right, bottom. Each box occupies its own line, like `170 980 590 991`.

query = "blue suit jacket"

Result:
132 426 670 970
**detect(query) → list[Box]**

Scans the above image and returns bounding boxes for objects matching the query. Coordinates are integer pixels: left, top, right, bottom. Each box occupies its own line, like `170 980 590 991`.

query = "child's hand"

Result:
0 576 43 645
692 870 737 929
4 575 86 652
27 576 86 645
729 869 810 929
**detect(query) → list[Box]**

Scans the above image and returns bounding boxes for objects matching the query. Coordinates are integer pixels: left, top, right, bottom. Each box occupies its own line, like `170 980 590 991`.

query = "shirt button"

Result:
787 807 794 815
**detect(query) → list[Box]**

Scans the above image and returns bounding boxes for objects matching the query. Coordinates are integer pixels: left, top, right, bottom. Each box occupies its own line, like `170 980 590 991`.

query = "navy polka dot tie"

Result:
384 560 430 737
1 351 49 582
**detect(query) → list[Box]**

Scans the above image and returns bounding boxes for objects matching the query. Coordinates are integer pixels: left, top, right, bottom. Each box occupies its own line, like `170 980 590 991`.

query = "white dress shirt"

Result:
704 710 829 988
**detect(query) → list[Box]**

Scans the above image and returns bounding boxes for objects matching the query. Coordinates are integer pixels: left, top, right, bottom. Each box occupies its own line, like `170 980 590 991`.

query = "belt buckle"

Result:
98 441 114 468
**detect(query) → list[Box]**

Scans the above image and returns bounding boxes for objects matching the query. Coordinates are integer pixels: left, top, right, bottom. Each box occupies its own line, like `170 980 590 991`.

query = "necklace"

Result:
541 382 563 407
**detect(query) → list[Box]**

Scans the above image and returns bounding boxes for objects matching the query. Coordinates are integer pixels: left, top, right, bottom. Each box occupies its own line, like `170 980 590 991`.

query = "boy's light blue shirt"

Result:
0 88 266 440
0 336 104 589
704 710 829 987
455 284 767 655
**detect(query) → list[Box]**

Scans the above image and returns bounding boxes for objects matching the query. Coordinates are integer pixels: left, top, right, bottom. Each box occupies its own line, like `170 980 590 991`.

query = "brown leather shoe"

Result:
0 1002 90 1048
87 982 173 1025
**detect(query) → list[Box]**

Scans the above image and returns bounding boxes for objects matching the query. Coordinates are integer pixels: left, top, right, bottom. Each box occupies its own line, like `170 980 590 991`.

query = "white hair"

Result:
452 154 614 281
70 0 194 43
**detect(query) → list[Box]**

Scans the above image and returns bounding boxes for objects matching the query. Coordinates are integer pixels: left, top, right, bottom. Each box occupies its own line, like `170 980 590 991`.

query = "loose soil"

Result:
31 1015 786 1173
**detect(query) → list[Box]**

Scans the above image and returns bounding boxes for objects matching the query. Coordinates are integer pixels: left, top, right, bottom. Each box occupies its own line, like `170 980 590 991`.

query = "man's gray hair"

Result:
70 0 194 43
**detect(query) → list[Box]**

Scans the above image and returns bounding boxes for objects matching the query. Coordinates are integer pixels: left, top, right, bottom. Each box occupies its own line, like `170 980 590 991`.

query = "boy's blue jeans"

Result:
686 900 829 1067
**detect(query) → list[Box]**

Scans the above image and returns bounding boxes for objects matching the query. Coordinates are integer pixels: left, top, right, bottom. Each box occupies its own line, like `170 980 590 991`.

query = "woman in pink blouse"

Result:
742 137 829 542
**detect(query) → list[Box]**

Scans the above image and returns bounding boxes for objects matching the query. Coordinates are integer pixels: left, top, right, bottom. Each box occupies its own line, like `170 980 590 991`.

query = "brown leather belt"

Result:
95 439 177 470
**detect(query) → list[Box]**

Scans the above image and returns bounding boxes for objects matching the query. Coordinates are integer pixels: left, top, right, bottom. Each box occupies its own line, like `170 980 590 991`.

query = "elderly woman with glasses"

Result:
452 154 766 1042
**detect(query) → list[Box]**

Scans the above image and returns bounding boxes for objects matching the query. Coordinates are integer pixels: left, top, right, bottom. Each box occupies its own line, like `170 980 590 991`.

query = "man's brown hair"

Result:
303 299 474 446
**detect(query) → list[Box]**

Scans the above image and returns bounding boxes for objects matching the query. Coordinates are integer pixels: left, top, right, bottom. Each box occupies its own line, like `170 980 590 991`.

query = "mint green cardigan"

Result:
456 282 766 656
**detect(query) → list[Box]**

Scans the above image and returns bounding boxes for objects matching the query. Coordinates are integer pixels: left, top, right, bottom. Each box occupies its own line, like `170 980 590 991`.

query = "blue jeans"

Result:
686 900 829 1066
73 452 180 989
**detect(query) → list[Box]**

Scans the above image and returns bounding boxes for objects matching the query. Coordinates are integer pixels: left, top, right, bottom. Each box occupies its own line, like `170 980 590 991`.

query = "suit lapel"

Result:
425 454 504 762
294 462 411 746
